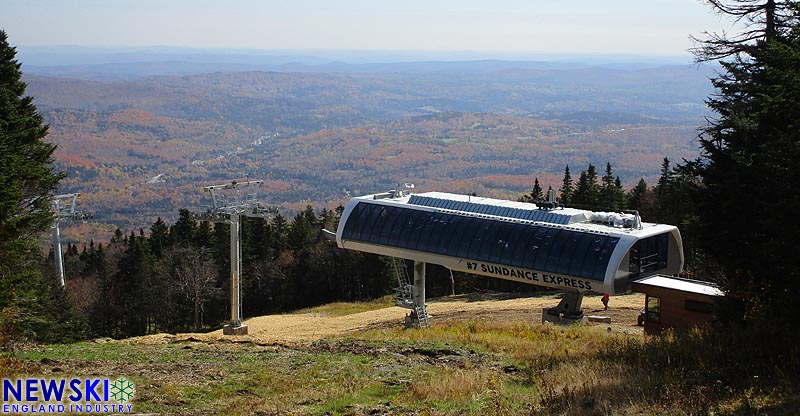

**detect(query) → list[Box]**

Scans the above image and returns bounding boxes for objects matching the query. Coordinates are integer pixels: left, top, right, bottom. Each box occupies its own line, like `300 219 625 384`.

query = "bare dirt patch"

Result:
126 291 645 345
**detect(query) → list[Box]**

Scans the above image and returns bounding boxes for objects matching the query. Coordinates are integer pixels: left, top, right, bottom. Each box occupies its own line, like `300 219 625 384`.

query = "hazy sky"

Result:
2 0 735 57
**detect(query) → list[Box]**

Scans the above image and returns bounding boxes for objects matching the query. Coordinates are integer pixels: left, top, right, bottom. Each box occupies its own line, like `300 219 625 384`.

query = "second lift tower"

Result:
51 193 91 288
199 180 274 335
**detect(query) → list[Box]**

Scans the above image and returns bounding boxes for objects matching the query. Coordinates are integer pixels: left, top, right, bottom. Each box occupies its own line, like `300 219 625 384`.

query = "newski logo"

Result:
2 377 135 414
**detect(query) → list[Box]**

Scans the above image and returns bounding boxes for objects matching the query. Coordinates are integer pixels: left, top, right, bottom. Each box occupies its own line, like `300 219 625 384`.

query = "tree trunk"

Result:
194 293 201 330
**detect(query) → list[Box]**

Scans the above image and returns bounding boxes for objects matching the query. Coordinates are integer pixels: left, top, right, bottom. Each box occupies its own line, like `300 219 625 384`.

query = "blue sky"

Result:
2 0 735 57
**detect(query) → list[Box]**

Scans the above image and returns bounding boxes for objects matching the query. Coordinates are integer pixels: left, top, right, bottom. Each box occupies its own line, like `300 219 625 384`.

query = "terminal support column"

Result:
408 260 428 327
542 290 585 325
413 261 425 309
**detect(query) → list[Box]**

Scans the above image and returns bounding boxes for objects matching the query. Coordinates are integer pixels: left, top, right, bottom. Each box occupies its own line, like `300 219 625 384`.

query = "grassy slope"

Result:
3 306 798 415
291 295 395 317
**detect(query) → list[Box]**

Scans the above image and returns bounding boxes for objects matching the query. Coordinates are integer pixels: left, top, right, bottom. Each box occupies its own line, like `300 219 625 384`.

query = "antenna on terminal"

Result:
623 210 643 230
390 182 415 198
537 188 561 210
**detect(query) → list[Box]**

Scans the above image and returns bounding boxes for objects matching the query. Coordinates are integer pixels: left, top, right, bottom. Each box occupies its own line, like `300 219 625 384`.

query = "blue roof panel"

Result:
408 195 575 225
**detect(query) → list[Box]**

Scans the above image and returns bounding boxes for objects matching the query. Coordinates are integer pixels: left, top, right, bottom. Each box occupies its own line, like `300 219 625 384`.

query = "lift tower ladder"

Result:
392 257 414 309
391 257 429 328
197 180 275 335
50 193 92 288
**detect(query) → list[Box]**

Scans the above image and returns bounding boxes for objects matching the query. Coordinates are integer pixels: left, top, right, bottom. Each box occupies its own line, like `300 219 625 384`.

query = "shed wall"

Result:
631 283 719 335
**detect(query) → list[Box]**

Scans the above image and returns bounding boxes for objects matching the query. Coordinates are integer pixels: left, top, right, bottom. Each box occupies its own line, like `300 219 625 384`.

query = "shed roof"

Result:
633 275 724 297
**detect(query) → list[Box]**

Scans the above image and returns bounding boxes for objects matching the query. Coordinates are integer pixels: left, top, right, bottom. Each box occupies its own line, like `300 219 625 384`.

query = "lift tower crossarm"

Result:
203 180 263 212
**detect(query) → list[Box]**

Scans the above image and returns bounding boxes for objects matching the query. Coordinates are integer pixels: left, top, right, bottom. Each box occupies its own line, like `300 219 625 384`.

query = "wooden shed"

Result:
631 275 724 335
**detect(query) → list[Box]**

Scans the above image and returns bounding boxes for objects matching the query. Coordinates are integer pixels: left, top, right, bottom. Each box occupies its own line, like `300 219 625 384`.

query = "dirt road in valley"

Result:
127 292 645 345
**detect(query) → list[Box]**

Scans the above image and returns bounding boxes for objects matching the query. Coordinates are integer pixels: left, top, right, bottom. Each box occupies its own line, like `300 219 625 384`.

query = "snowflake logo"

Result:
109 378 135 403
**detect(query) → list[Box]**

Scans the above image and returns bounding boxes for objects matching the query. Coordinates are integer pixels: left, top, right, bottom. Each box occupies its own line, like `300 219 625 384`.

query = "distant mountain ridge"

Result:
26 62 713 130
18 45 709 80
18 45 695 65
24 59 704 80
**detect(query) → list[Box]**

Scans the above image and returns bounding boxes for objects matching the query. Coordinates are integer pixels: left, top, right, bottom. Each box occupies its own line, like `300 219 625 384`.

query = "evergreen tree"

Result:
602 162 615 189
89 243 116 337
195 220 214 249
0 31 64 245
80 240 98 277
319 208 335 231
42 270 89 343
688 0 800 319
653 158 673 223
518 177 544 203
149 217 169 259
613 177 627 210
572 171 589 206
169 209 197 247
270 214 289 253
207 222 231 324
301 205 318 225
558 165 573 205
627 178 652 219
571 164 600 207
530 178 544 203
600 162 626 210
241 217 271 315
0 31 72 347
333 205 345 229
111 228 124 243
94 231 159 338
287 208 317 251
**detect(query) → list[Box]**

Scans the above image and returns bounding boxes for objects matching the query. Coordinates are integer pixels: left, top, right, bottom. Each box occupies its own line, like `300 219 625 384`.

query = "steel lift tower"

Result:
50 193 91 288
198 180 274 335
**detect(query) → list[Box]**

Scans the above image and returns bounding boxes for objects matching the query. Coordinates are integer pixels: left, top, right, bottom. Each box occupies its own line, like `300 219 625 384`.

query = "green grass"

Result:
4 308 799 415
291 295 395 316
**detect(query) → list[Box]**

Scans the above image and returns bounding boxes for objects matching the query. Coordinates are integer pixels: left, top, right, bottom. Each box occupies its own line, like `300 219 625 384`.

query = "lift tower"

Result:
198 180 274 335
50 193 91 288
